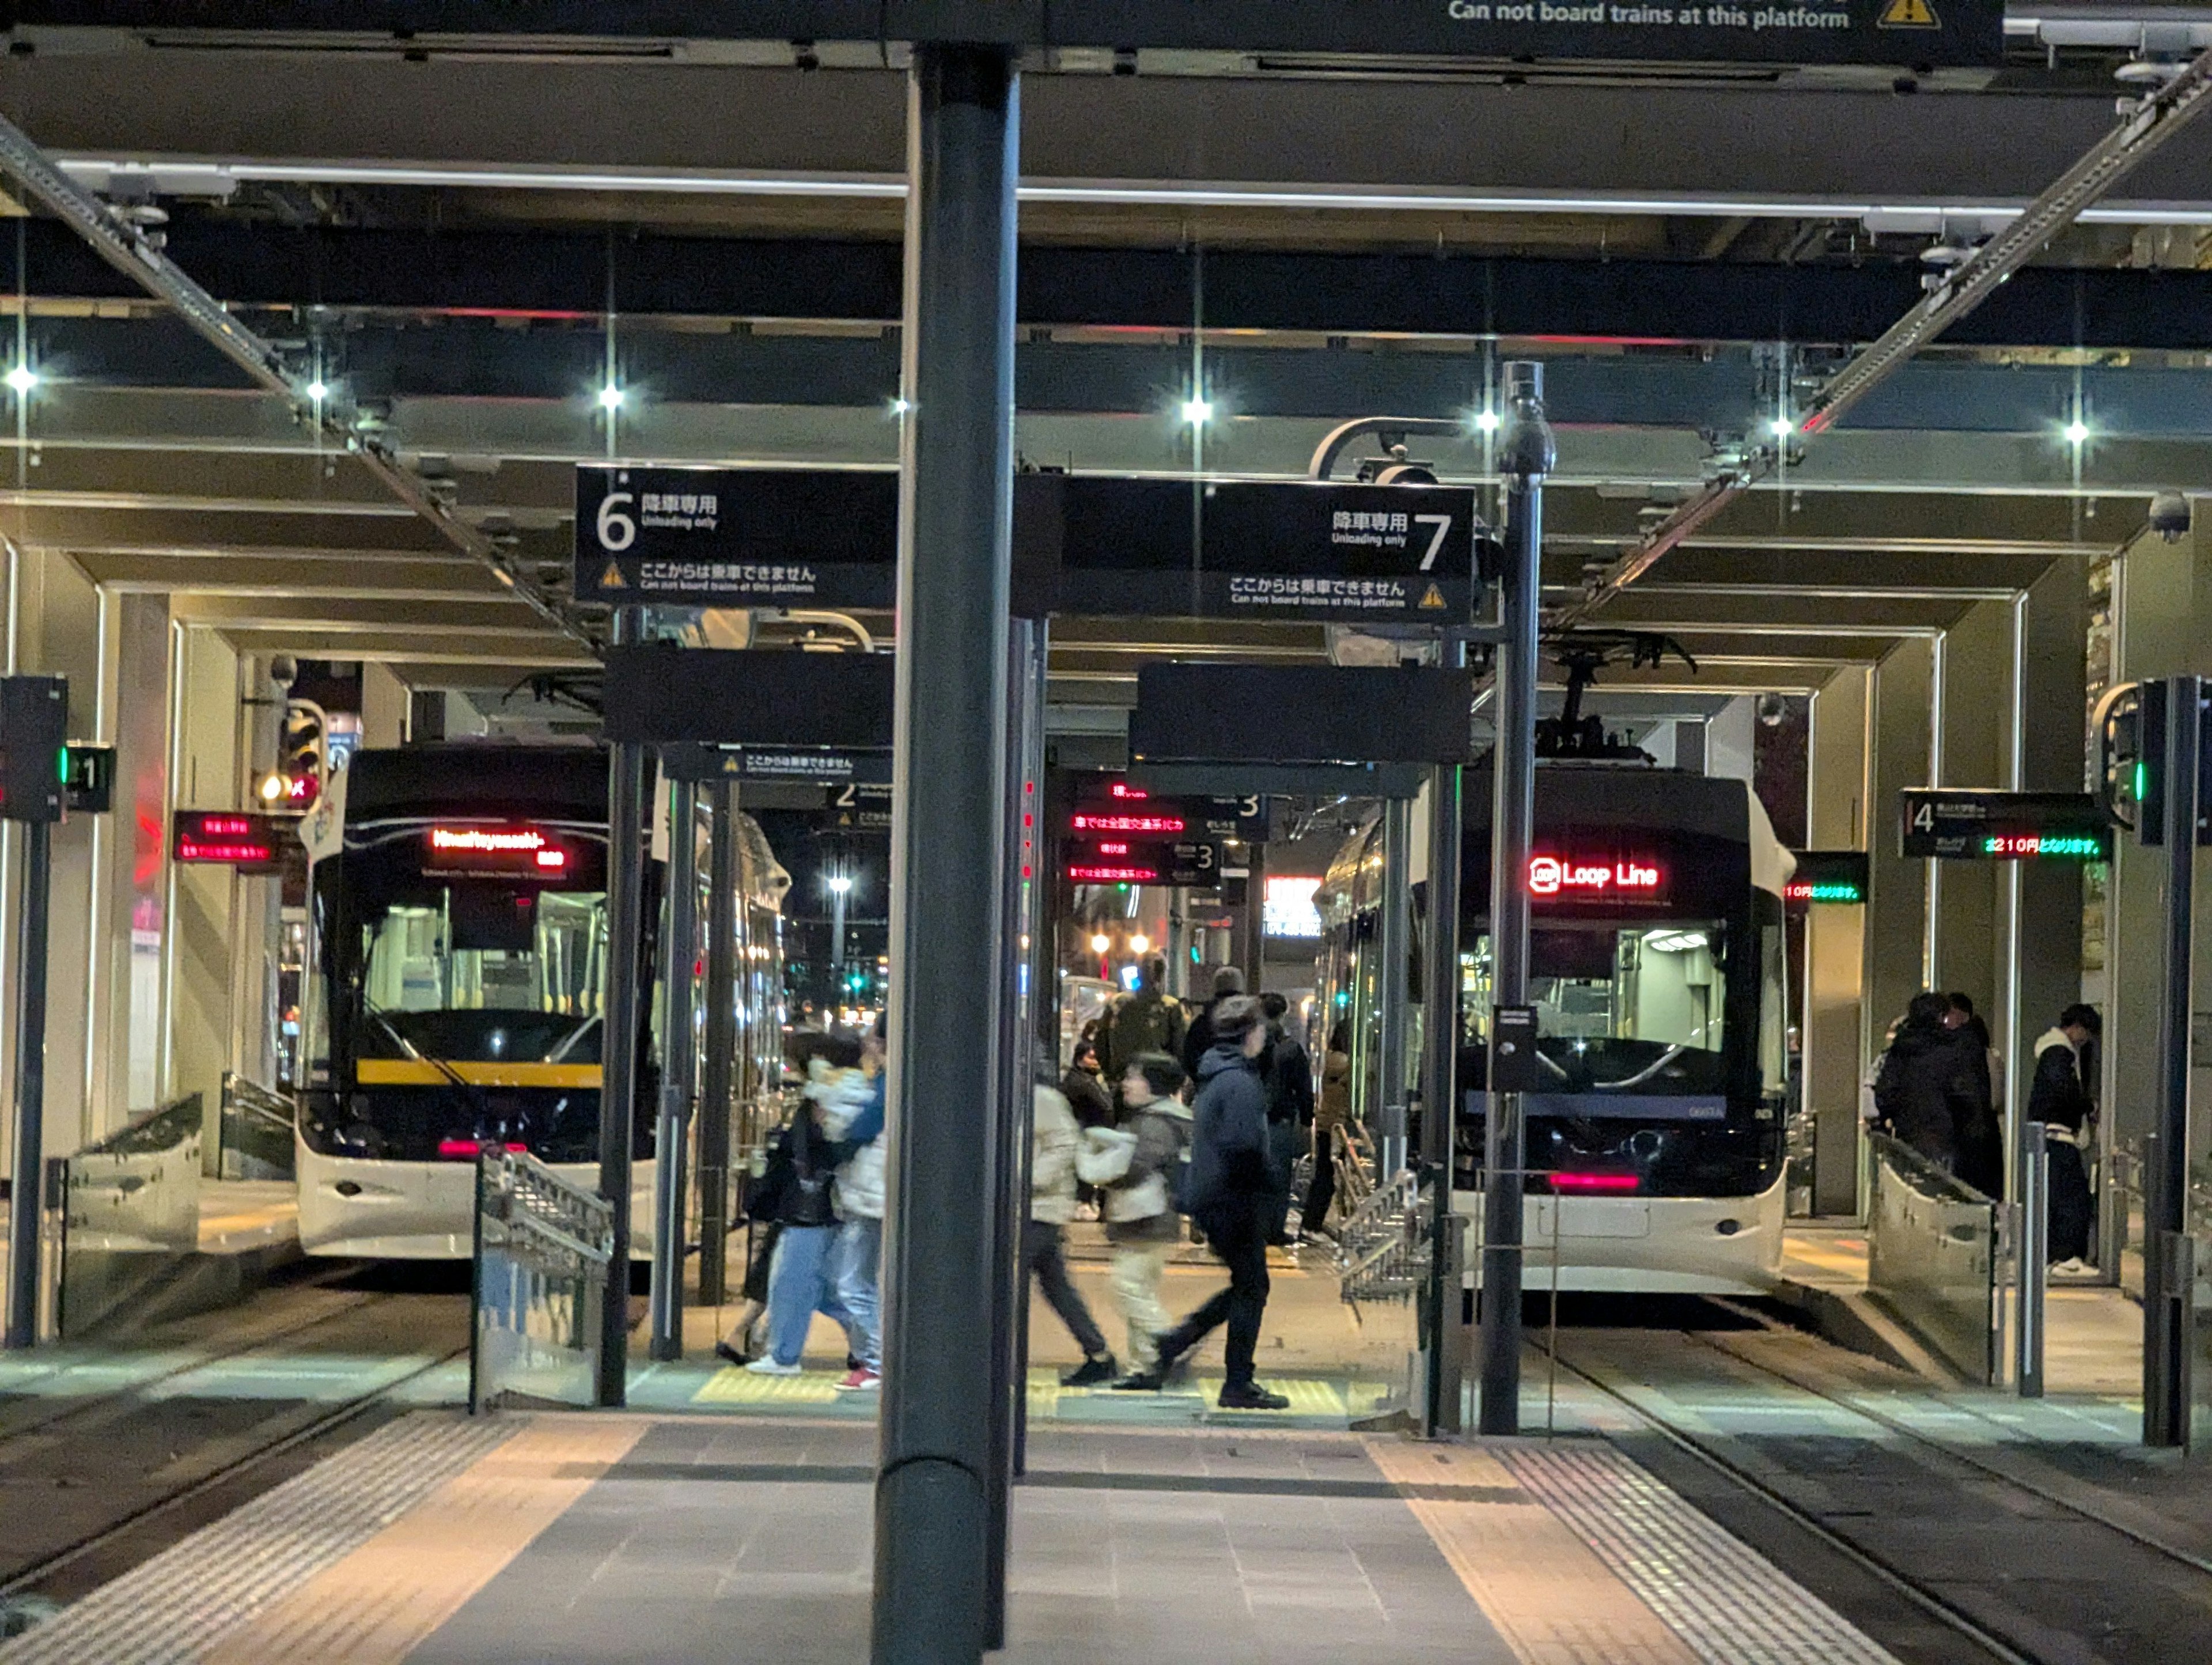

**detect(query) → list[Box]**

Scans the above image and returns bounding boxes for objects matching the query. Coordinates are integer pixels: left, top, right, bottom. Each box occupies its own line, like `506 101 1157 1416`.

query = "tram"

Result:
293 744 787 1258
1318 765 1792 1294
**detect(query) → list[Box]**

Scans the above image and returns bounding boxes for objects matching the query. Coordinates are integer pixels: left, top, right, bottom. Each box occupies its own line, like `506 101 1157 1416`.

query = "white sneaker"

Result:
745 1357 802 1376
2049 1257 2090 1277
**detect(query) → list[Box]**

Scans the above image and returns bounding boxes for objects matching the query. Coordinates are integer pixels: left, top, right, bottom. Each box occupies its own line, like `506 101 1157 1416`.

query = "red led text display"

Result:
425 824 569 877
172 812 284 870
1527 853 1666 903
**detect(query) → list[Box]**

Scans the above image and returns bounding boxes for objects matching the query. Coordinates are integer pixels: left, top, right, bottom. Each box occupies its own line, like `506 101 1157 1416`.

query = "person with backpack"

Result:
1103 956 1187 1103
1258 992 1314 1246
1074 1051 1191 1388
743 1035 871 1376
1131 995 1290 1410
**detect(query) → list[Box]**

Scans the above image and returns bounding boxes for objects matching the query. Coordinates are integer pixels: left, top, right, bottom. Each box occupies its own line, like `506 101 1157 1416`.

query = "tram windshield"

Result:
359 889 607 1063
1474 920 1728 1096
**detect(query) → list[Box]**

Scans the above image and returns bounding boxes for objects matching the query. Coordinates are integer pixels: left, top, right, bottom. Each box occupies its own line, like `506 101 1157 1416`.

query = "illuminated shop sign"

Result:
1527 854 1664 900
425 825 569 875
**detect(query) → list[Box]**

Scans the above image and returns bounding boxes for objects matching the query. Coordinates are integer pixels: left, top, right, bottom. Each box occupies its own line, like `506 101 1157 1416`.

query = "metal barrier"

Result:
2016 1122 2049 1398
58 1094 203 1338
471 1147 616 1412
1866 1131 1999 1385
217 1074 297 1181
1332 1165 1423 1425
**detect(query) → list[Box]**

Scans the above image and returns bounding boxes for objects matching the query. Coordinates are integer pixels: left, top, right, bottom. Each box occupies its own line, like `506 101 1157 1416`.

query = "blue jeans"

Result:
831 1216 882 1372
765 1223 853 1367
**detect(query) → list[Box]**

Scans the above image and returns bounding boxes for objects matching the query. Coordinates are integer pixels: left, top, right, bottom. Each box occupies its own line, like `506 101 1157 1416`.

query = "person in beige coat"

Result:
1075 1051 1191 1383
1027 1079 1118 1386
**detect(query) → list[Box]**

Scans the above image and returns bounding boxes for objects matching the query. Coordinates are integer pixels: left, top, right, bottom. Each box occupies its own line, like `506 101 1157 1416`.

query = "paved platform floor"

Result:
0 1408 1902 1665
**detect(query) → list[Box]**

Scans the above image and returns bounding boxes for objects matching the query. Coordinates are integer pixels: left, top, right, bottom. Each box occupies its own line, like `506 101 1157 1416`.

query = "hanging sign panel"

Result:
17 2 2006 68
1785 849 1869 905
1897 790 2110 860
1069 780 1269 843
575 467 897 610
1065 839 1226 887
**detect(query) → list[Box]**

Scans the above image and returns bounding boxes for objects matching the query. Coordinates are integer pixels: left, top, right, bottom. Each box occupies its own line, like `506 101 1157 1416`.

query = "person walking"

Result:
1135 995 1290 1410
1073 1051 1191 1388
1259 992 1313 1246
1027 1071 1120 1387
2027 1003 2101 1272
1180 965 1245 1080
1102 955 1186 1102
743 1038 870 1376
824 1015 887 1391
1301 1021 1353 1239
1873 992 1987 1175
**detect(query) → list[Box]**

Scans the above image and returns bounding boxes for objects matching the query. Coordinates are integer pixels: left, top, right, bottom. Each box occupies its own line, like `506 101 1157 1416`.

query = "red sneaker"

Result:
837 1367 881 1392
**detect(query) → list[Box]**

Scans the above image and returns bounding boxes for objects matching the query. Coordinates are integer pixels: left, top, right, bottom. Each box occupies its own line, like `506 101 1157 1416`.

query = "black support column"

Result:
695 780 738 1308
873 44 1019 1665
597 606 650 1407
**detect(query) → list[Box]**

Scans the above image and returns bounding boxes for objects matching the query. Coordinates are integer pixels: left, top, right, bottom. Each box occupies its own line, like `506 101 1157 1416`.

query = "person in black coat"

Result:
1873 991 1988 1175
1180 965 1246 1079
1134 995 1291 1410
1258 992 1314 1246
2027 1003 2101 1268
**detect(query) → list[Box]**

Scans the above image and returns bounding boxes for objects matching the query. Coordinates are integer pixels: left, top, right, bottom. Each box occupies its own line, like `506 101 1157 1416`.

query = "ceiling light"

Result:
1180 397 1213 426
305 380 328 402
1474 409 1500 434
5 366 37 394
597 384 625 411
1770 416 1794 438
2064 419 2089 445
890 396 910 415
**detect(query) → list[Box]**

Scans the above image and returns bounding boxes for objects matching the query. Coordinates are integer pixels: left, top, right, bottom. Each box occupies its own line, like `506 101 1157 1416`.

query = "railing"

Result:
217 1073 297 1181
1865 1131 1999 1385
1336 1167 1422 1305
58 1094 203 1338
471 1147 615 1413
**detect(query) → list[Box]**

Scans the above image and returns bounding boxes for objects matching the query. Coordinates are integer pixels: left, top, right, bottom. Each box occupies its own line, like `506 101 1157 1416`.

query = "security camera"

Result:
2148 491 2192 543
269 654 298 691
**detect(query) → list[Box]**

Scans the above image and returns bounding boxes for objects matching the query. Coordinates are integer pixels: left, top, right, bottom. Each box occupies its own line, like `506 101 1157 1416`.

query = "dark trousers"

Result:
2048 1140 2094 1264
1302 1125 1339 1234
1024 1219 1109 1358
1160 1200 1272 1387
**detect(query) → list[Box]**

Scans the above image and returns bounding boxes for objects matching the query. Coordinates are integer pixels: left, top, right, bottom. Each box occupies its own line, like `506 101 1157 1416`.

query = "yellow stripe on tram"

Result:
355 1060 604 1089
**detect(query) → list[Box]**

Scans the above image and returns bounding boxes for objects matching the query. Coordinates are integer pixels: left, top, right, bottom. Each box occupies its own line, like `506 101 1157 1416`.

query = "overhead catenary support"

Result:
647 777 700 1363
873 44 1019 1665
1479 363 1555 1438
0 111 591 650
1558 45 2212 631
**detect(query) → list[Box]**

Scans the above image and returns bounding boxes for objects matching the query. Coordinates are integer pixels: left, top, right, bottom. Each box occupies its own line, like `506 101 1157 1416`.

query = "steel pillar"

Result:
648 778 699 1363
1376 798 1412 1181
4 820 51 1351
2017 1122 2048 1400
1479 362 1554 1438
872 43 1018 1665
2145 674 2201 1447
696 780 738 1307
596 605 650 1407
1418 647 1465 1438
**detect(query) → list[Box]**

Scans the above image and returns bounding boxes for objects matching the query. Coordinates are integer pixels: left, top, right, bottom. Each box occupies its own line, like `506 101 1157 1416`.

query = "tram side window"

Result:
363 890 609 1015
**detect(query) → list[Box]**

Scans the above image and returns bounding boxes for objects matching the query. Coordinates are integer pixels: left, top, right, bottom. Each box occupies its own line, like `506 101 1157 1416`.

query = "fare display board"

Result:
17 2 2008 68
1897 791 2111 861
1785 849 1869 905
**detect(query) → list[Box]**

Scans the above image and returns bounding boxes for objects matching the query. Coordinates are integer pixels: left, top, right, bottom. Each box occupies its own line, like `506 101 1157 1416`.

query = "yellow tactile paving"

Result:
202 1416 648 1665
690 1366 847 1406
1365 1439 1699 1665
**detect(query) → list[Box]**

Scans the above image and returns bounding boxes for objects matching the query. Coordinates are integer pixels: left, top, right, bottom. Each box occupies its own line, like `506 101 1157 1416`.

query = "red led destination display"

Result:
1065 839 1227 888
424 824 570 877
1527 852 1667 904
172 812 285 871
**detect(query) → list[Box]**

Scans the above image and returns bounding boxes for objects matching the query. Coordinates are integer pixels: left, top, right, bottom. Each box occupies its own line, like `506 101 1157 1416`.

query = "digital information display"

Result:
1785 849 1869 905
424 824 571 877
17 3 2008 70
1065 840 1226 888
1897 791 2111 862
1527 851 1669 904
172 811 286 871
1070 781 1268 843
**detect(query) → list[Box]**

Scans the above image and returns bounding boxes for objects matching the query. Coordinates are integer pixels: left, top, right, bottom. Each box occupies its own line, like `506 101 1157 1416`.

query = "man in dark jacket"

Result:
1102 956 1186 1095
1873 991 1987 1174
1131 995 1290 1409
1258 992 1313 1246
2027 1003 2100 1269
1180 965 1245 1079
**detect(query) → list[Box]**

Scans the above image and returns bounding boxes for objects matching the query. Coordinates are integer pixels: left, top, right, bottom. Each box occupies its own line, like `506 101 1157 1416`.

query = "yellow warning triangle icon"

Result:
1417 582 1447 610
1878 0 1938 28
600 559 628 589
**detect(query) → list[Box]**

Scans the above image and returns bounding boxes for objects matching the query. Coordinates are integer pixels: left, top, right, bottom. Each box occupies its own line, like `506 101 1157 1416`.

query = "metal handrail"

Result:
1335 1167 1421 1305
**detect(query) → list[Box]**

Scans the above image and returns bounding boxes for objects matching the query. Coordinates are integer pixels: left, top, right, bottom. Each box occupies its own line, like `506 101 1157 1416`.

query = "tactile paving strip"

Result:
1498 1440 1900 1665
0 1412 516 1665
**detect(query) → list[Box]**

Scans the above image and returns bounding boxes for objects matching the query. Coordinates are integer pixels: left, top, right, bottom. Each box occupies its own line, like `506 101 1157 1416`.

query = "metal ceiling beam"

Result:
0 109 595 651
1560 47 2212 630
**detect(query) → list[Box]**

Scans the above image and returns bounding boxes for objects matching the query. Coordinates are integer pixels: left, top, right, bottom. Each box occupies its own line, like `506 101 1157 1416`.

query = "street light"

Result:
1128 933 1151 955
1088 932 1111 955
826 871 855 992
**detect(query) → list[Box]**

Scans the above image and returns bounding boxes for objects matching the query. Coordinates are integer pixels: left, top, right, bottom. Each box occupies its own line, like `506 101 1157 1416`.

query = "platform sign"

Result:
1033 476 1481 624
16 3 2006 67
172 811 287 872
1070 782 1268 843
1785 849 1869 906
1897 790 2111 861
1065 839 1226 887
575 467 896 610
660 745 892 786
